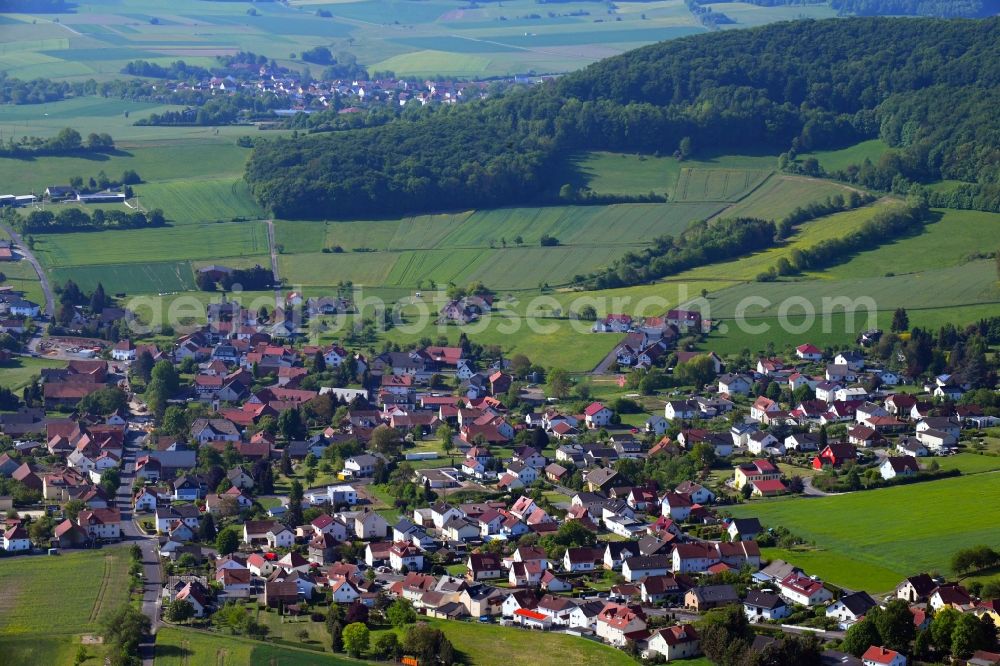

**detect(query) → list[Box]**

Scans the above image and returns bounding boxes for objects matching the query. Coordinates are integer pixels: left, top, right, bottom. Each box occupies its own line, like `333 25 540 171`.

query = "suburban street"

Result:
114 401 161 666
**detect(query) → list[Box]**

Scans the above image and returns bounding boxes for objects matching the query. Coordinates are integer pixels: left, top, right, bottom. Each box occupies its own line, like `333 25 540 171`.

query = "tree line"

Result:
0 128 114 158
4 207 165 234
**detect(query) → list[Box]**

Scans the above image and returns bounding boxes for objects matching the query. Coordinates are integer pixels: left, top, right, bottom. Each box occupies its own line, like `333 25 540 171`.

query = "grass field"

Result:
0 548 131 666
673 167 772 202
820 208 1000 279
728 473 1000 592
371 618 639 666
135 178 265 223
800 139 889 174
277 202 722 291
33 218 270 295
712 174 861 222
155 628 361 666
0 356 66 390
563 150 778 200
676 199 899 282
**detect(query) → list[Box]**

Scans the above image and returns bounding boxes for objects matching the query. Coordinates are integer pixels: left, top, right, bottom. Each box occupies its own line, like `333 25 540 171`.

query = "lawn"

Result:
0 356 65 390
932 452 1000 475
728 473 1000 593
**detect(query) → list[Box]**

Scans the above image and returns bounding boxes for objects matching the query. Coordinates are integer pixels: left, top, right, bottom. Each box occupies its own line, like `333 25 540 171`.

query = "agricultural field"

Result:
711 174 861 222
0 548 130 665
33 221 269 294
277 202 722 291
675 198 900 282
728 473 1000 593
564 150 778 200
673 167 772 202
819 208 1000 279
2 0 845 83
133 178 264 224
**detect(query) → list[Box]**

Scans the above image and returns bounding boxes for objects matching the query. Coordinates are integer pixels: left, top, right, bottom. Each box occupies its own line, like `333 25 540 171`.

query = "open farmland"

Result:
675 198 900 282
48 260 197 295
798 138 889 174
673 167 772 202
134 178 264 223
0 548 130 666
277 202 722 290
728 473 1000 593
819 208 1000 279
712 174 862 221
33 221 268 266
155 628 351 666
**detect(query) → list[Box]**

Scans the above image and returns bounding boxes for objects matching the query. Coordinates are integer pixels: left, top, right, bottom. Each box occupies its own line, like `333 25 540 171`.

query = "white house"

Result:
743 591 789 622
778 573 832 606
862 646 907 666
2 525 31 552
879 456 919 480
826 591 878 629
583 402 613 428
646 625 701 661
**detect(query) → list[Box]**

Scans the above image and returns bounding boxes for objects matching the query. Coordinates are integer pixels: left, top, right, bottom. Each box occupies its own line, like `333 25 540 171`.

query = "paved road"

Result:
115 407 161 666
265 219 281 309
589 335 624 375
2 223 54 318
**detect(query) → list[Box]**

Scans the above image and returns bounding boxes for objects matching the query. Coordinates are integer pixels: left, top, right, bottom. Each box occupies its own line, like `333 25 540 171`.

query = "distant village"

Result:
0 271 998 666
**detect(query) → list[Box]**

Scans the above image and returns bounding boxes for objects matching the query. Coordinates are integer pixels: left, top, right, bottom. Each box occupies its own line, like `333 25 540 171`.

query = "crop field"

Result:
820 208 1000 279
3 0 828 82
728 473 1000 592
713 174 861 221
0 548 130 638
704 1 838 26
704 259 1000 318
134 178 265 223
675 199 899 282
33 221 268 266
49 260 197 295
563 150 779 201
673 167 772 202
277 202 723 290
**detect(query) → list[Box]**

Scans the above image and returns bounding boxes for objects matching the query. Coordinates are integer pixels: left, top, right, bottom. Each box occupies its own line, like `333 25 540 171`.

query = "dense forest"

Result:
245 17 1000 219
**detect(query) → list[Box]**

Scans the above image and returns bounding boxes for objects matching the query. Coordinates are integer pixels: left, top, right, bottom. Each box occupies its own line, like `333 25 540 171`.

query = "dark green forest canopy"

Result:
245 17 1000 219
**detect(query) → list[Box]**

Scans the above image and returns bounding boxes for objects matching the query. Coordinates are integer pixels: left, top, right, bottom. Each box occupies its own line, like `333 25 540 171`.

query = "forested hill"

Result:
246 17 1000 219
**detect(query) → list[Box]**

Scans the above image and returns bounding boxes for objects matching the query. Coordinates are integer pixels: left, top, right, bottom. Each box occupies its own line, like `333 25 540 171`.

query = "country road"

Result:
2 223 55 318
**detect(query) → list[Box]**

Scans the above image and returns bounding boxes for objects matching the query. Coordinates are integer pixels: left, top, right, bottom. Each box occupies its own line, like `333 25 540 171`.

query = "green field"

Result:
277 202 722 291
0 548 131 666
32 218 269 295
0 356 66 390
712 174 861 221
676 198 899 282
135 178 265 224
673 167 772 202
48 261 197 295
800 139 889 173
564 150 778 200
728 473 1000 593
820 208 1000 279
155 628 359 666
